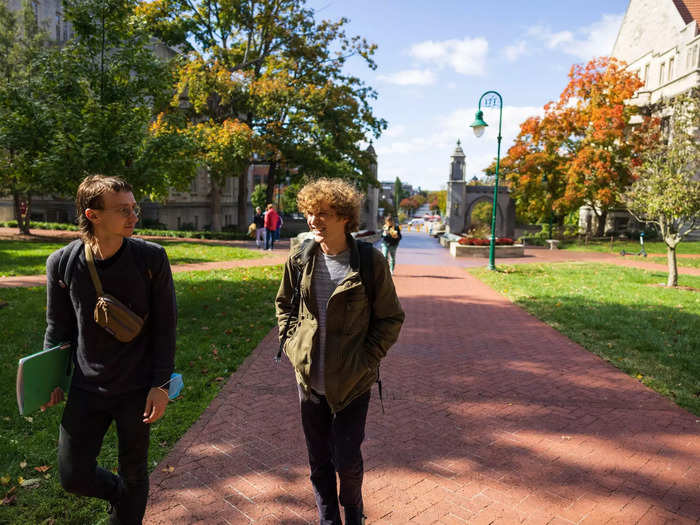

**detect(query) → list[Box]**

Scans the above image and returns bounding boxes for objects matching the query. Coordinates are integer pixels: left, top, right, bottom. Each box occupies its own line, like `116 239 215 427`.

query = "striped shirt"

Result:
310 249 352 394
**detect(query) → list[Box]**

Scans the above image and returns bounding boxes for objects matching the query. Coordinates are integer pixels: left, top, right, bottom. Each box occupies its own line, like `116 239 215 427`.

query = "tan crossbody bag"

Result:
85 244 147 342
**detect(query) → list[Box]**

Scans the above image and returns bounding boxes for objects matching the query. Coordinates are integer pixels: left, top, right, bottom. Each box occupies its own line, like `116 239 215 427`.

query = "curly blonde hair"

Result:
297 178 363 233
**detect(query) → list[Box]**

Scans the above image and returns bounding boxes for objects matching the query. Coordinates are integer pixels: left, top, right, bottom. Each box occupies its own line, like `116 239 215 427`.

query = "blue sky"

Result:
307 0 630 191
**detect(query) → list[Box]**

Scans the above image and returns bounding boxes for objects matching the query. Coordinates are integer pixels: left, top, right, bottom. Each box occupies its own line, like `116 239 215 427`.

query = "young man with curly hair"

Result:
42 175 177 524
276 178 405 525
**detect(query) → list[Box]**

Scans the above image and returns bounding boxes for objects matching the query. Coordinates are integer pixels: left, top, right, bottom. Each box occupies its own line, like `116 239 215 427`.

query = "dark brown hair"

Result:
76 175 132 242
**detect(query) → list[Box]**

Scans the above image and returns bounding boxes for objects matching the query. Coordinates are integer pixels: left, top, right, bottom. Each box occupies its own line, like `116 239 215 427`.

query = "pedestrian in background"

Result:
380 216 401 275
253 206 265 249
275 212 283 242
264 203 279 250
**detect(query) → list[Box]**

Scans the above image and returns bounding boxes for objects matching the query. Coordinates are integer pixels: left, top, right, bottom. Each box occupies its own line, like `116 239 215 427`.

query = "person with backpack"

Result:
41 175 177 525
253 206 266 249
275 178 405 525
380 216 402 275
264 203 279 250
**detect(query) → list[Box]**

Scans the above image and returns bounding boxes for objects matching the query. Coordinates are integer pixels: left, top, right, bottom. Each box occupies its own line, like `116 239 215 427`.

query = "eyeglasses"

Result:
101 204 141 218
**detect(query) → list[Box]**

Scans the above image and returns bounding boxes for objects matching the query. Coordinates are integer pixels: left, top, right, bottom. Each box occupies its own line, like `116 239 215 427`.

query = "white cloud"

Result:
375 105 544 190
384 124 406 138
525 13 623 61
504 40 528 61
377 69 436 86
409 37 489 76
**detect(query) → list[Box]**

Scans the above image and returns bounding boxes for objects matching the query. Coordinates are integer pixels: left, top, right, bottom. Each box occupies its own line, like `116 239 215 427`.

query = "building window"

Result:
659 62 665 85
643 64 649 86
696 45 700 69
194 215 199 229
177 217 181 228
668 57 674 80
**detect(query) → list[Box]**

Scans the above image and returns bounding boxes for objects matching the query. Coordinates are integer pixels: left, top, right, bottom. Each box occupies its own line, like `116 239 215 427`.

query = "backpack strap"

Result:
58 239 83 290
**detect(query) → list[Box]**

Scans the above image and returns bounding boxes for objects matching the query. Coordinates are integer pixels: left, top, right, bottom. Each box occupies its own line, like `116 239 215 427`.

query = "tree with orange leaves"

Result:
494 57 658 235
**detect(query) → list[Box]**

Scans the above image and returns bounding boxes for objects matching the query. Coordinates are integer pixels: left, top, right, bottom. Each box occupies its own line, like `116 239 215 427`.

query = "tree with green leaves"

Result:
141 0 385 230
0 0 51 233
250 183 268 211
625 93 700 287
38 0 188 197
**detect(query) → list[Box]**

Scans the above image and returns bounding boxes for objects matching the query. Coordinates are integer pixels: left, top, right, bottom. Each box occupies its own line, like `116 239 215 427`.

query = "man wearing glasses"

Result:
42 175 177 524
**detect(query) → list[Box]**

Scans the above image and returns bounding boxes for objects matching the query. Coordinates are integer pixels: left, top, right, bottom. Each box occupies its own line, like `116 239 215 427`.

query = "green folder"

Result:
16 343 73 416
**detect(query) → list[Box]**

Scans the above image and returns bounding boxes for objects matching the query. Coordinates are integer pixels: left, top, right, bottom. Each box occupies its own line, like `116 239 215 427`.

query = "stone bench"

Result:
545 239 560 250
439 233 462 248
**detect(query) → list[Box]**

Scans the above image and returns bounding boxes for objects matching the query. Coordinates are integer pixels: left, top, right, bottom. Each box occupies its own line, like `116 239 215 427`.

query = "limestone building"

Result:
579 0 700 235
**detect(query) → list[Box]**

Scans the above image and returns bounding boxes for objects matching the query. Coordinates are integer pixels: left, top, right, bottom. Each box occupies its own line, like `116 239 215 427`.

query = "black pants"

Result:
58 386 150 525
300 387 371 525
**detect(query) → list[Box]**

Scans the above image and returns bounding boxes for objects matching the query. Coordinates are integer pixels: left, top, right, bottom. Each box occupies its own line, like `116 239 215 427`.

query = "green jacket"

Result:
275 235 405 413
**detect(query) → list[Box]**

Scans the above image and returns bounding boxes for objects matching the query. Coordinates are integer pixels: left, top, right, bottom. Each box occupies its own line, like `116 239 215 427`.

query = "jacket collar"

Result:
292 233 360 272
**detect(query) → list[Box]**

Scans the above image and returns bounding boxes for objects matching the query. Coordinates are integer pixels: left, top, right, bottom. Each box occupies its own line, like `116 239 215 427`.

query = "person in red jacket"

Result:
264 203 280 250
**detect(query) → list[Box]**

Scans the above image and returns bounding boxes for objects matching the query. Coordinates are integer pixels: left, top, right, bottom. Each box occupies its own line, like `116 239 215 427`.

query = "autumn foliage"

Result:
496 57 659 234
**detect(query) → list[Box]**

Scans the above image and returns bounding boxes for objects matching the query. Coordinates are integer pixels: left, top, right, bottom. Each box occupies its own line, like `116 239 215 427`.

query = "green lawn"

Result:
0 265 283 524
560 240 700 255
469 263 700 416
0 239 262 277
646 256 700 269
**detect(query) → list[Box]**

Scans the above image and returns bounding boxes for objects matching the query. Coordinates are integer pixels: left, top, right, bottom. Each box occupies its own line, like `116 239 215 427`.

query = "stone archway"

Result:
463 186 515 238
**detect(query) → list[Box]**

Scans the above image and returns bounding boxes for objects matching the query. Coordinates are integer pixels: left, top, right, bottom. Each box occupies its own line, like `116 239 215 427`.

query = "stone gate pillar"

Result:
446 140 467 234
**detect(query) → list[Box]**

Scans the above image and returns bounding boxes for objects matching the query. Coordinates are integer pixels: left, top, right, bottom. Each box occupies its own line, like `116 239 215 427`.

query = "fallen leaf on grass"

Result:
43 474 51 480
224 329 232 335
636 374 643 380
0 476 10 486
24 417 33 423
1 488 17 506
161 466 175 473
19 461 26 469
34 465 50 473
20 478 40 488
214 377 224 382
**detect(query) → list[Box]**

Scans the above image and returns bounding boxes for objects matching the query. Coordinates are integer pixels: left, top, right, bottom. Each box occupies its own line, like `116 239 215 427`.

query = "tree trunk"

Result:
265 162 277 206
237 169 248 232
667 245 678 287
210 179 222 232
595 210 607 237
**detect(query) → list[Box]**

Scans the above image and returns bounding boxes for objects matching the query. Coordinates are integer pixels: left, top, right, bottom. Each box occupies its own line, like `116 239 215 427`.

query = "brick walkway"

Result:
144 233 700 524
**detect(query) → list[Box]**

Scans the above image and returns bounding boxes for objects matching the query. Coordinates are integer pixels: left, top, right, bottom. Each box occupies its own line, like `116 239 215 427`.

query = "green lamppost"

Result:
470 90 503 271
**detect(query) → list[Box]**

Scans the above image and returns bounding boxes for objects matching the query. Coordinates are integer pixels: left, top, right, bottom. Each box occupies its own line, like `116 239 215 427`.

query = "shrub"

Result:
458 237 514 246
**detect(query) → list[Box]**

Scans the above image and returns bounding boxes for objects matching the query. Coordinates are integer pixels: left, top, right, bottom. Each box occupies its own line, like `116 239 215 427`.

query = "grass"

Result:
0 265 283 524
560 240 700 255
469 263 700 416
646 256 700 269
0 239 262 277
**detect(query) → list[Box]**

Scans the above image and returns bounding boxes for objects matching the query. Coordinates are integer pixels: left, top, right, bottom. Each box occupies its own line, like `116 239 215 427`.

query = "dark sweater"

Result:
44 237 177 396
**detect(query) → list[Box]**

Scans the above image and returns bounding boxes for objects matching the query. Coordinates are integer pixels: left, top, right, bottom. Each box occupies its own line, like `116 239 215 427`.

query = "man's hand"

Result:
40 387 64 411
143 387 169 424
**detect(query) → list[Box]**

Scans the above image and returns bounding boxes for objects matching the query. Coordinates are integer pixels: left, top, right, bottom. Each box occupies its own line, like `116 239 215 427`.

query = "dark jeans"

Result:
265 229 275 250
300 387 371 525
58 386 150 525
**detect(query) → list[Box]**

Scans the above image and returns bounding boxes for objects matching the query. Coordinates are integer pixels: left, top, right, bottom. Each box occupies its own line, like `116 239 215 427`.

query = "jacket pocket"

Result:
343 299 369 335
